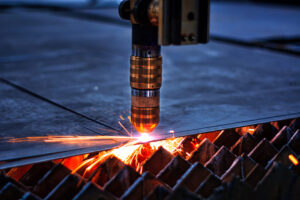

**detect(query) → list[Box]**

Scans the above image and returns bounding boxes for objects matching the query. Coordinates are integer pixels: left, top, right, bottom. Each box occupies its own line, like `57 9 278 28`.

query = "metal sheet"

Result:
0 7 300 165
0 81 129 162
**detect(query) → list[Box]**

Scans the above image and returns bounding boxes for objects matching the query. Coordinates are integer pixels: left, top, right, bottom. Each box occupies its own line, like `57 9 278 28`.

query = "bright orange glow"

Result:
68 136 185 176
248 128 255 134
133 122 157 133
111 144 141 162
288 154 299 165
5 135 132 145
110 137 183 167
150 124 157 129
120 115 125 120
7 130 200 177
137 133 153 143
150 137 183 153
62 155 84 171
235 126 256 135
71 157 96 173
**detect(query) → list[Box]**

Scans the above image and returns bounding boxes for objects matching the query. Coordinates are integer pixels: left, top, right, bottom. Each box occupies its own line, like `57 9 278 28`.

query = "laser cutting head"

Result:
119 0 210 134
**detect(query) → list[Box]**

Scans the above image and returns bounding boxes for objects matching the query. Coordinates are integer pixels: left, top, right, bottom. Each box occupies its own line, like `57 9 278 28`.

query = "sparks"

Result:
4 135 132 144
62 135 187 177
288 154 299 166
137 133 153 143
118 121 132 136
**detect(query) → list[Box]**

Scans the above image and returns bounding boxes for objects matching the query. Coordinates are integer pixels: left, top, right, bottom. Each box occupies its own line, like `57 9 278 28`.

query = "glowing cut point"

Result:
288 154 299 166
169 130 175 134
137 133 153 143
248 128 255 134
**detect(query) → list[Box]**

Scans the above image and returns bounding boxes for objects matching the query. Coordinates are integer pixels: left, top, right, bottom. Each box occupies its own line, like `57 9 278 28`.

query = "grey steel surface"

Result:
0 3 300 166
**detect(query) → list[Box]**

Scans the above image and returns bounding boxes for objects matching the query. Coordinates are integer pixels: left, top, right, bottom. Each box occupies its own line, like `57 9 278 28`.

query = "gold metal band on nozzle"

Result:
130 56 162 90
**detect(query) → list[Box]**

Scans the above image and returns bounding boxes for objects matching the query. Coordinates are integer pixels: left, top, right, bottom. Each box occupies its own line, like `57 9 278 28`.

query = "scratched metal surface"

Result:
0 3 300 165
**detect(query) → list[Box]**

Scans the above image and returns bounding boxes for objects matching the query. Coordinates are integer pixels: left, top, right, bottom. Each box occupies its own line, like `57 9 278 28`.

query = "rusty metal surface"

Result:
0 4 300 163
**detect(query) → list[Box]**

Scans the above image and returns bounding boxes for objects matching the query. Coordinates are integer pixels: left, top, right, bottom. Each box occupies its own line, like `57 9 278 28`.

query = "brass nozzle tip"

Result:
131 91 160 133
131 106 159 133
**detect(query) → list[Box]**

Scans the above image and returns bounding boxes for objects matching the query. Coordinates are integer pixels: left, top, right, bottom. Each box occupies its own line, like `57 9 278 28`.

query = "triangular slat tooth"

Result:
90 156 125 187
141 147 174 176
174 136 200 159
256 162 296 199
0 171 26 190
157 156 191 188
248 138 277 166
290 118 300 132
272 119 293 130
270 126 294 150
0 182 25 200
121 172 164 200
73 182 115 200
173 162 211 192
198 131 220 143
44 173 85 200
205 146 236 177
208 177 256 200
145 185 171 200
240 154 256 178
33 163 71 198
268 145 297 168
288 129 300 155
253 123 278 141
19 162 56 187
213 129 240 149
231 133 258 156
62 155 84 172
221 154 256 183
195 174 221 198
104 165 140 198
21 192 42 200
221 157 242 183
7 165 33 181
244 163 266 188
188 138 219 165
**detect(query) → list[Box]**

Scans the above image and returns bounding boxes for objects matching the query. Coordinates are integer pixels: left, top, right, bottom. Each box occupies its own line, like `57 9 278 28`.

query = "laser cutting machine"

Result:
118 0 210 134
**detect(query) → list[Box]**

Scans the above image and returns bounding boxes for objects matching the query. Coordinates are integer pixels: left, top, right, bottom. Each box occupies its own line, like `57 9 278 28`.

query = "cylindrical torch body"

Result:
131 24 161 133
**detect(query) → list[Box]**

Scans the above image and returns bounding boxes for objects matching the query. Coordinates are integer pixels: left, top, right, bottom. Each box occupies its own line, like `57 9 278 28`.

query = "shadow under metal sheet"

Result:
0 7 300 166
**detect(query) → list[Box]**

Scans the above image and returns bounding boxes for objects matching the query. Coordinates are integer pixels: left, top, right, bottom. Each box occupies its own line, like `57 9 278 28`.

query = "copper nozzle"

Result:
131 107 159 133
130 56 162 90
131 89 160 133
